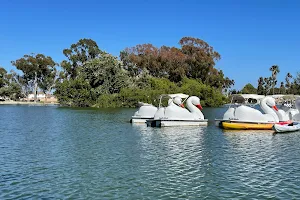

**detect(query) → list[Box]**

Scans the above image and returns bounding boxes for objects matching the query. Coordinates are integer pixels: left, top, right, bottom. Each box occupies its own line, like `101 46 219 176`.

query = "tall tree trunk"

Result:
45 92 47 105
34 72 38 103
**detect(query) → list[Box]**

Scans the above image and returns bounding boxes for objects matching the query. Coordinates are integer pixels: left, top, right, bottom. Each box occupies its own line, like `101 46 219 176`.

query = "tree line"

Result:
233 65 300 95
0 37 235 107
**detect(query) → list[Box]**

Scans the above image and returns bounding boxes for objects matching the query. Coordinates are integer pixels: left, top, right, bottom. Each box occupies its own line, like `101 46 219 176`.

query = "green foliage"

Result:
121 37 234 89
6 37 235 107
11 54 56 81
11 53 56 101
285 72 293 94
179 78 226 107
149 77 178 92
95 94 119 108
61 38 102 79
0 68 23 100
54 78 95 107
93 77 226 108
241 83 257 94
82 54 130 94
0 67 8 87
39 67 58 96
257 77 264 95
269 65 280 95
0 82 23 100
257 76 272 95
279 82 286 94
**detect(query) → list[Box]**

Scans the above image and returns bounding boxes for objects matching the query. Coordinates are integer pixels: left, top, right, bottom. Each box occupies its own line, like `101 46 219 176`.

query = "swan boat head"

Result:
263 96 279 111
188 96 203 110
172 96 185 108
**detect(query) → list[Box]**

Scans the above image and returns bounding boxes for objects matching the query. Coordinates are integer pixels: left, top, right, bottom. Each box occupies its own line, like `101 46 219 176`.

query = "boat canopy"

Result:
158 93 189 108
235 94 265 100
167 93 189 99
158 93 189 100
137 102 154 107
228 94 265 106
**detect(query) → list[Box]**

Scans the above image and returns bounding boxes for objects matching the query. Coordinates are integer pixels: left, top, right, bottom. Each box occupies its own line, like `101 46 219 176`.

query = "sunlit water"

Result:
1 105 300 199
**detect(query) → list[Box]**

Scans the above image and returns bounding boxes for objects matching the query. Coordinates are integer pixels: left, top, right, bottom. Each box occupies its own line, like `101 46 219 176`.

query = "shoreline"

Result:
0 101 59 106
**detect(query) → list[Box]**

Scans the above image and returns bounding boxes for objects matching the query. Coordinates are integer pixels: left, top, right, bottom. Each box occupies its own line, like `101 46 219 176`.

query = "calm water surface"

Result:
1 105 300 199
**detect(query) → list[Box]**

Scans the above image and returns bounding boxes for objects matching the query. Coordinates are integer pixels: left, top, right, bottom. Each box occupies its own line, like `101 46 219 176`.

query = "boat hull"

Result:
215 118 292 129
146 119 208 127
131 117 153 123
222 122 274 130
273 123 300 133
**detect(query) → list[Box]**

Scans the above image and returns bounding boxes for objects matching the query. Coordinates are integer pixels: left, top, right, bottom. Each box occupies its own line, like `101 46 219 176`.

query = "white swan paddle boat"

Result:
269 94 300 121
215 94 291 130
131 102 158 123
146 93 208 127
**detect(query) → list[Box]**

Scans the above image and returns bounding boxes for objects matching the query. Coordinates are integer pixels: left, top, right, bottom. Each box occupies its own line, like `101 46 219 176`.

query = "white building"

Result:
27 92 46 100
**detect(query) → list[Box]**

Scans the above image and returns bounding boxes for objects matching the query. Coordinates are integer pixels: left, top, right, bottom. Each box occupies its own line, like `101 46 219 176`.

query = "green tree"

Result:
121 37 234 90
39 68 58 103
263 77 272 95
82 53 130 94
292 72 300 94
0 67 8 88
285 72 293 94
61 38 102 79
279 81 286 94
257 77 264 95
241 83 257 94
11 54 56 102
179 37 220 82
0 68 23 100
269 65 280 95
10 71 33 100
54 78 94 107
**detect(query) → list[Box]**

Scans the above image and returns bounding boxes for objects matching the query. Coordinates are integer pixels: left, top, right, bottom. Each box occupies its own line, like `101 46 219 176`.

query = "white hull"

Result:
273 123 300 133
131 117 153 124
147 119 208 127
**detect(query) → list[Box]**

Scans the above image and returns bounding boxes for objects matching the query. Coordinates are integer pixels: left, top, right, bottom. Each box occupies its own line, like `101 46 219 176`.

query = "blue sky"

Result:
0 0 299 89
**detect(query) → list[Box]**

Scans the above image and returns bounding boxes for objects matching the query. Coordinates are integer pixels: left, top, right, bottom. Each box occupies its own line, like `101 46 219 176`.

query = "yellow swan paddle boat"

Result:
217 94 292 130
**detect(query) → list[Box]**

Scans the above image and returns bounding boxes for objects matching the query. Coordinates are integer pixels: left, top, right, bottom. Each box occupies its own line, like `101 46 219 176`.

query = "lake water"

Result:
1 105 300 199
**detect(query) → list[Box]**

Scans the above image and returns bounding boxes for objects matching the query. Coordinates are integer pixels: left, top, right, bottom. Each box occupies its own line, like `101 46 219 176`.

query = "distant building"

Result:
27 92 45 100
25 92 58 103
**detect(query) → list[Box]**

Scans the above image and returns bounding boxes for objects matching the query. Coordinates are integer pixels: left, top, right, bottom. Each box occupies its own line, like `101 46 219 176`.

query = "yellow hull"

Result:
222 122 273 130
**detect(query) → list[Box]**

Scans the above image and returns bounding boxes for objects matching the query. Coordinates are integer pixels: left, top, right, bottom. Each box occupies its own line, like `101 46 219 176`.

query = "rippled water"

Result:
1 105 300 199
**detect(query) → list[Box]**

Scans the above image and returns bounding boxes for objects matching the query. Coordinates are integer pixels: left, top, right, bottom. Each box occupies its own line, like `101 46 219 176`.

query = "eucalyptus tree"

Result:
11 53 56 102
61 38 102 79
179 37 221 82
39 68 58 103
121 37 234 90
269 65 280 95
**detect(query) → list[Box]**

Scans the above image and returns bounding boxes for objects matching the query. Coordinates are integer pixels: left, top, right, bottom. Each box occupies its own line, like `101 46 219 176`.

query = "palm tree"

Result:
285 72 293 94
269 65 280 95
